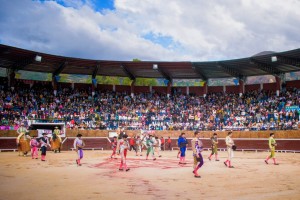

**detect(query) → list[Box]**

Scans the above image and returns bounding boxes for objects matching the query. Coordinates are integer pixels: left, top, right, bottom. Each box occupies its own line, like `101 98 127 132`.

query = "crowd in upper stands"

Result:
0 78 299 131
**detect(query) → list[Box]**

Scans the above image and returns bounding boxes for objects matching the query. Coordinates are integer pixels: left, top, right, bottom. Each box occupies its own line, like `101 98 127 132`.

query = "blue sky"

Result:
0 0 299 61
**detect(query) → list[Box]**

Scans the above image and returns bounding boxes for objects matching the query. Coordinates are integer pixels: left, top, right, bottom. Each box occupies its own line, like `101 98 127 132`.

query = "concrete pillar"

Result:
52 76 58 96
8 70 15 88
167 81 171 97
203 82 208 97
260 83 263 91
223 85 226 93
239 79 245 97
275 76 281 96
113 85 116 92
91 83 95 96
131 80 135 97
150 85 152 93
187 86 189 95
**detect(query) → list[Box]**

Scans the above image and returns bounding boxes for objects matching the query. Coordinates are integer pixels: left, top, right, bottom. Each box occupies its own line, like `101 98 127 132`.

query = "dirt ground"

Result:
0 149 299 200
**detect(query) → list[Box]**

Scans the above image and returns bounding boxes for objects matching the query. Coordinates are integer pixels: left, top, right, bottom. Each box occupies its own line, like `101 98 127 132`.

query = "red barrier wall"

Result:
97 84 113 91
189 86 204 96
226 85 239 94
245 84 260 91
263 83 276 91
135 86 150 93
153 86 167 94
208 86 223 93
115 85 131 93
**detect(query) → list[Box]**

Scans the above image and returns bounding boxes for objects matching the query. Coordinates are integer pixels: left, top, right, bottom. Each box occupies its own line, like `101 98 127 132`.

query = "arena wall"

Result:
1 130 299 138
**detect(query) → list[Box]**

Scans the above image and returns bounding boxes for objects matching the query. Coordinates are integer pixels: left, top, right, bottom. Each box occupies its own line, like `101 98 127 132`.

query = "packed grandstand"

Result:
0 77 299 132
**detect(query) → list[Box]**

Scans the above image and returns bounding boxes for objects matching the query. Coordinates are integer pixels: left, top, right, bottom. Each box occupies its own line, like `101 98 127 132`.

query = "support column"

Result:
8 69 15 89
186 86 189 95
167 81 171 98
150 85 152 93
223 85 226 93
131 80 135 97
113 85 116 92
91 78 97 96
239 79 245 97
260 83 263 91
91 83 95 96
203 82 207 97
52 76 58 96
275 76 281 96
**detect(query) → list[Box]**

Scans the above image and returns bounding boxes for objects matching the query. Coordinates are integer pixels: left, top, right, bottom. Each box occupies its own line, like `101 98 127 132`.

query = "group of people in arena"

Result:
15 117 280 178
0 79 299 132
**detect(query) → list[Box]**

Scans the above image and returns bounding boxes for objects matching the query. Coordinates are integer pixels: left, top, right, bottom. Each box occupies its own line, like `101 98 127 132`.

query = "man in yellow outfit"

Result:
16 122 30 156
51 126 62 153
265 133 279 165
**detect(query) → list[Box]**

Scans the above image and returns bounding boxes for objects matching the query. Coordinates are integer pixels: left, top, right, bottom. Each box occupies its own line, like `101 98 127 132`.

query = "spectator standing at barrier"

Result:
129 136 137 156
160 136 165 151
224 132 234 168
265 133 279 165
73 134 85 166
40 133 51 161
178 133 188 164
167 136 172 151
208 133 219 161
116 134 130 171
191 131 204 178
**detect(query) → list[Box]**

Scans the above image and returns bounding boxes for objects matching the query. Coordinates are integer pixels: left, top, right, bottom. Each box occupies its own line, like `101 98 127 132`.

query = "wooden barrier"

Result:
1 130 299 138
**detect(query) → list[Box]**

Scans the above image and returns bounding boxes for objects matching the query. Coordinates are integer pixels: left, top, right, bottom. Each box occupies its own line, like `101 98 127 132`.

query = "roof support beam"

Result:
92 64 100 79
120 64 135 80
217 62 244 79
192 64 207 81
156 66 172 82
12 56 35 71
53 61 68 76
276 55 300 68
250 58 282 76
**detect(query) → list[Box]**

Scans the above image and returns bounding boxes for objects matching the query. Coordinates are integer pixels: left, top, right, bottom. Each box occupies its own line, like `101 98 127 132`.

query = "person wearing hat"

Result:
116 134 130 171
73 134 85 166
40 132 51 161
51 126 62 153
16 122 30 156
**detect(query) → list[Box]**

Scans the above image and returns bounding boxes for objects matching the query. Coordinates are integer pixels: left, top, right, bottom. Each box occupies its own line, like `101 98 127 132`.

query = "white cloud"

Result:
0 0 299 61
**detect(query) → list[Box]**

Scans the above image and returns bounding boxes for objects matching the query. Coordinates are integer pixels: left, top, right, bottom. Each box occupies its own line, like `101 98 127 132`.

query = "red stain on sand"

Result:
91 157 191 170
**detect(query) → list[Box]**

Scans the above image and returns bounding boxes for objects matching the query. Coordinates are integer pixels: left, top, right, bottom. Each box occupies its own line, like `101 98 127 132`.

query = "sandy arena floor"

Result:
0 150 299 200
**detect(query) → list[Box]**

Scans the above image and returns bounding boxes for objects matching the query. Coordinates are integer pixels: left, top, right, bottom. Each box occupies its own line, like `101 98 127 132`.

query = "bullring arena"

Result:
1 130 300 200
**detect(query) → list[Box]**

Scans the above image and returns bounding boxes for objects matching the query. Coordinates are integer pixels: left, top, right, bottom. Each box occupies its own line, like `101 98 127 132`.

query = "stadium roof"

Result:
0 44 299 81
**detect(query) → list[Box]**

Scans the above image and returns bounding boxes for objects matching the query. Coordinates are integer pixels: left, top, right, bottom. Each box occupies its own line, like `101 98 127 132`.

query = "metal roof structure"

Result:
0 44 299 81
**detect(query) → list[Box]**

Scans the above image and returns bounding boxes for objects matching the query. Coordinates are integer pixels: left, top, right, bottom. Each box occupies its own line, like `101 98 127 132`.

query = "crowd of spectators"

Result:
0 78 299 132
